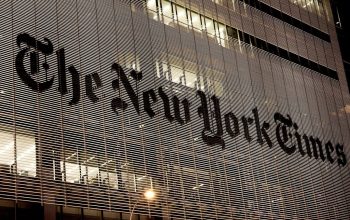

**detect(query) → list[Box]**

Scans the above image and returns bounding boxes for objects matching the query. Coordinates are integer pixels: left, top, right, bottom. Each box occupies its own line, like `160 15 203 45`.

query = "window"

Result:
160 0 173 25
204 17 215 36
121 171 136 192
156 61 206 91
190 11 202 31
135 175 153 192
0 129 36 177
60 150 118 189
146 0 157 12
290 0 326 18
62 161 80 184
117 54 140 72
170 65 185 85
146 0 158 21
175 5 188 27
212 0 225 5
145 0 335 79
156 60 171 81
100 160 118 189
227 26 238 39
184 70 197 88
216 22 227 46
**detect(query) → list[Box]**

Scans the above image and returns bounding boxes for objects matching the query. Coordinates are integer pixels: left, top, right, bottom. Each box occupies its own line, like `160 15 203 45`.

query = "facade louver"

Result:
0 0 349 219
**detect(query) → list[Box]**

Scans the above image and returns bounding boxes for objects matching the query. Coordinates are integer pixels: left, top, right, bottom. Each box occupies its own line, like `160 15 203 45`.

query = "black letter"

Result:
225 112 240 138
309 136 326 161
15 33 54 92
253 108 272 147
197 91 225 149
303 134 312 158
85 72 102 103
111 77 127 112
293 123 305 157
182 99 191 123
56 48 67 95
261 122 272 148
158 87 174 122
56 48 82 105
274 113 295 155
241 116 253 142
325 141 334 164
111 63 141 113
211 95 224 137
336 144 347 166
157 88 190 124
143 89 157 118
67 66 81 105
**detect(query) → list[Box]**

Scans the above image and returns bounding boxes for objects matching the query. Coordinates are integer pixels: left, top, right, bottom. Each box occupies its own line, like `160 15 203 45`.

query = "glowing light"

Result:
144 189 156 200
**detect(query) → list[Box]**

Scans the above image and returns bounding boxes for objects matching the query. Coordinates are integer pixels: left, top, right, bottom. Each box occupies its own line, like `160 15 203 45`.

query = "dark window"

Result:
289 53 299 63
0 201 15 220
226 26 238 39
238 30 244 42
16 202 43 220
310 61 319 72
300 57 309 67
243 33 251 44
278 48 289 60
266 43 278 55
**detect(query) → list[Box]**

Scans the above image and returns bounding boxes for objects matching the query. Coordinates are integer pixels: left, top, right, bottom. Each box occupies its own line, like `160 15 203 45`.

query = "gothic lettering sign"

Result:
15 33 347 167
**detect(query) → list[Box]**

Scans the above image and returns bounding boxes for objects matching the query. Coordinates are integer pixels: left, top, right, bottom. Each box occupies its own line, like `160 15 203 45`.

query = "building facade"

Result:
329 0 350 94
0 0 349 219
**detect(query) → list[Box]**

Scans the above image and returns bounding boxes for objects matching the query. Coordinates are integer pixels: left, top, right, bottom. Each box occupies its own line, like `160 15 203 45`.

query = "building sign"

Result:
15 33 347 167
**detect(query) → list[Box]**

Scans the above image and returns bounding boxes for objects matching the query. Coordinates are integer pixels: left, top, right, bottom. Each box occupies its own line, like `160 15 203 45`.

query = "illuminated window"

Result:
60 151 118 188
147 0 159 21
290 0 324 17
170 65 185 85
100 160 118 189
156 60 171 81
62 161 80 183
156 61 206 91
84 156 100 186
184 70 197 88
117 54 140 72
15 134 36 177
161 0 173 25
121 166 136 192
146 0 157 12
146 0 232 49
190 11 202 32
197 75 205 91
0 129 36 177
175 5 188 27
215 22 227 47
212 0 225 5
205 17 215 37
